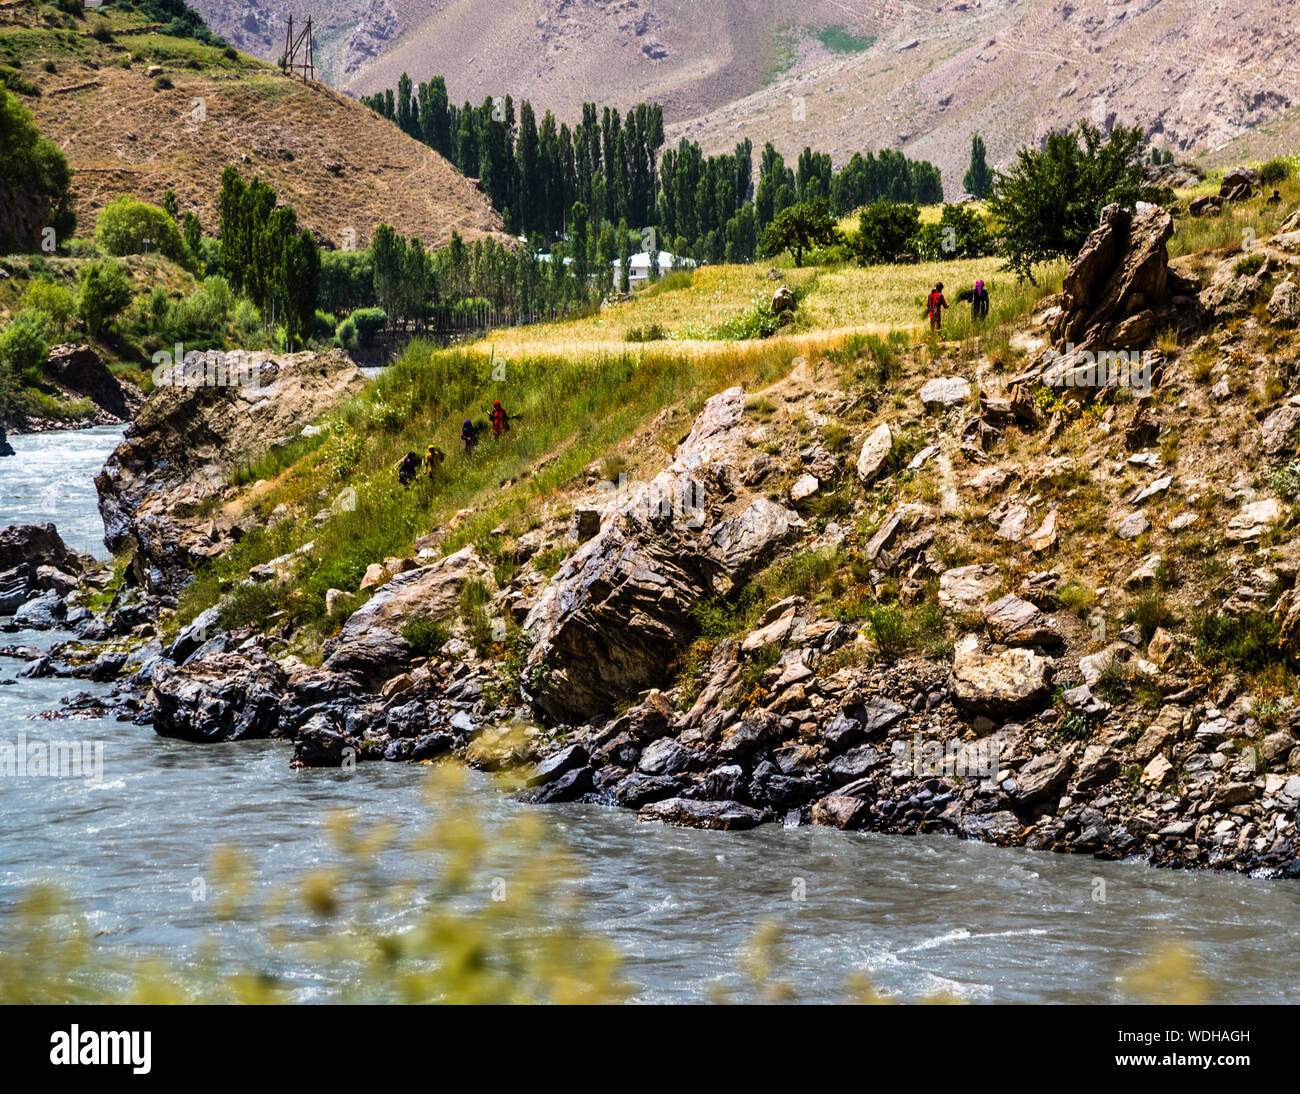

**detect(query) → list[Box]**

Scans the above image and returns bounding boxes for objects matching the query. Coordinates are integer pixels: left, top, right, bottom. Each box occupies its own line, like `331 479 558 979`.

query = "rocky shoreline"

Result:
7 208 1300 879
1 343 145 443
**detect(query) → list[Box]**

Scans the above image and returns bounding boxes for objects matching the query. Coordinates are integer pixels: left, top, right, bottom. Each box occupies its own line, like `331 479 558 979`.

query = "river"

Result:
2 426 1299 1003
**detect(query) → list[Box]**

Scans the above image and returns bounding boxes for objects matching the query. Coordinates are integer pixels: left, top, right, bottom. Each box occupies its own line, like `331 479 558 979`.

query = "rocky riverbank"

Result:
1 344 145 442
9 204 1300 878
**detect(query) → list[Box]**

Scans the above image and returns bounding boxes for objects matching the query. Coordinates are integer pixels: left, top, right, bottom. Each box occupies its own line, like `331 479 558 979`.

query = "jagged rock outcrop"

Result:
150 647 288 743
520 386 803 723
44 344 138 420
322 546 497 683
95 349 367 594
1050 205 1200 352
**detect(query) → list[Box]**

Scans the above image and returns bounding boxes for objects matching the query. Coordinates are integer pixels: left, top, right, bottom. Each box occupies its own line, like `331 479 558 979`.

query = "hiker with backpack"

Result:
422 443 445 479
971 279 990 322
396 450 420 486
927 282 949 332
461 419 478 455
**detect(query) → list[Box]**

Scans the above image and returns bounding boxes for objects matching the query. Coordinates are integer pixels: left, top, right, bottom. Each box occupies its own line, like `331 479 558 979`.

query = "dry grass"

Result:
7 15 504 252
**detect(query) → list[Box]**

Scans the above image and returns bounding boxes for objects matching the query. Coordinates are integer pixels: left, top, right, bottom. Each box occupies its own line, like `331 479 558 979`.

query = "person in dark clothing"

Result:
971 279 990 321
927 282 948 331
461 420 478 454
397 450 420 486
490 400 510 439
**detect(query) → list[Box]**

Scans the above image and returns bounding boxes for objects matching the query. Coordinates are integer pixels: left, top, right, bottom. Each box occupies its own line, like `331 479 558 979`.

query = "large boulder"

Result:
521 386 802 723
322 546 496 682
949 634 1052 714
150 647 288 743
44 344 136 419
0 523 82 575
95 349 367 594
1268 280 1300 328
1201 252 1274 319
1050 205 1196 352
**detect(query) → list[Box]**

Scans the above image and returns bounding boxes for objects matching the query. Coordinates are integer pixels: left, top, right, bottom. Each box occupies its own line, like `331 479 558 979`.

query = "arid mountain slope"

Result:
669 0 1300 198
197 0 1299 200
7 15 502 250
194 0 882 117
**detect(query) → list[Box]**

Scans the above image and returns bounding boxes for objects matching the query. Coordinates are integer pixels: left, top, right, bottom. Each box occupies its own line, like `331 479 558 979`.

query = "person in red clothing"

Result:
490 400 510 439
927 282 948 331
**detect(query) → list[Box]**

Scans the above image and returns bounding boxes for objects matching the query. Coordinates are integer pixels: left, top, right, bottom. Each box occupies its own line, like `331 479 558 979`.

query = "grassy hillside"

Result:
0 2 503 252
162 171 1300 665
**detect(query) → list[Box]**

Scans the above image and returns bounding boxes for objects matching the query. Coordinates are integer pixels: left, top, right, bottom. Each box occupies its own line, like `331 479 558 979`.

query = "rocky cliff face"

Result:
95 349 367 593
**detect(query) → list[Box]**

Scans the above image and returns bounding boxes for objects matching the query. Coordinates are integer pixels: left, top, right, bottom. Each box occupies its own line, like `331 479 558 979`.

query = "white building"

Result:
616 251 697 288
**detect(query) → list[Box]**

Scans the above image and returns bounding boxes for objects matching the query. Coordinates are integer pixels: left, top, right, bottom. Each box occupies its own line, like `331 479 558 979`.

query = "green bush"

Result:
855 202 921 265
348 307 388 349
0 309 51 378
1195 610 1280 673
335 316 359 352
22 279 74 331
96 196 190 266
233 297 261 336
0 67 40 97
75 260 133 338
168 284 227 343
1234 252 1265 277
911 204 996 261
402 616 450 657
1259 158 1292 187
312 310 337 342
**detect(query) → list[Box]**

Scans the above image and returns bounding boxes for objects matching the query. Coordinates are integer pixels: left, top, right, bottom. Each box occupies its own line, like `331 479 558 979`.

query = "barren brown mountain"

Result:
16 19 503 251
195 0 1299 197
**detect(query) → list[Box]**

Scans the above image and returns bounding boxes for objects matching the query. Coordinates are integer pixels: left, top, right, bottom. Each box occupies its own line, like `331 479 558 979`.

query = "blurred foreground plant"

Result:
0 766 629 1004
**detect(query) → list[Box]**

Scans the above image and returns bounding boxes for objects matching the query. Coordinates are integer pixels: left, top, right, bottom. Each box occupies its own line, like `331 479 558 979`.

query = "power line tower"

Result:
281 14 314 82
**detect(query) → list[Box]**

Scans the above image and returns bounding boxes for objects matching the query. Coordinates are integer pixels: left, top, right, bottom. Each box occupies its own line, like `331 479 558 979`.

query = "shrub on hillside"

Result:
1259 158 1292 187
22 279 75 332
855 202 921 265
96 197 190 267
0 309 51 382
75 260 133 338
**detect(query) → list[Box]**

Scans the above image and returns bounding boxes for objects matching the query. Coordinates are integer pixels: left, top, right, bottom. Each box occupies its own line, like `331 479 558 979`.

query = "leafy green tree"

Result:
0 309 50 384
162 189 180 221
761 198 839 267
988 121 1153 280
855 202 921 265
912 203 995 261
616 217 631 293
569 201 589 298
371 223 403 319
963 135 993 199
181 211 202 268
96 196 189 265
76 260 132 339
0 87 75 252
280 229 320 350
